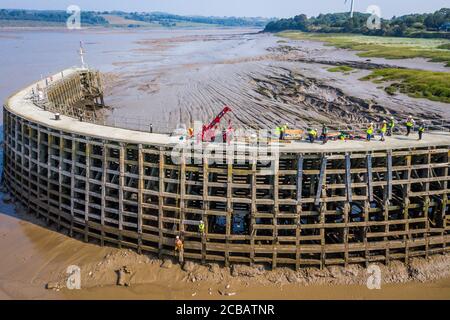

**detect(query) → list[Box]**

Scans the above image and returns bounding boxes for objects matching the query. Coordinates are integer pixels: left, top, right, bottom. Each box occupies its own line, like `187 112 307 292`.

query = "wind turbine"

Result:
345 0 355 18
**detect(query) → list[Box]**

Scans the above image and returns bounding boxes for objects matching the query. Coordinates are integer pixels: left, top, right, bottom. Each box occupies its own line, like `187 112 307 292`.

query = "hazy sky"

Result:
0 0 448 18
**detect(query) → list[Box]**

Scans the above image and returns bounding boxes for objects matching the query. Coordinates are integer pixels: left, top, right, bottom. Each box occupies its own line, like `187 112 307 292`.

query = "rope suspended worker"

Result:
380 120 387 142
366 123 374 141
406 116 415 136
175 235 184 264
307 128 318 143
198 220 205 235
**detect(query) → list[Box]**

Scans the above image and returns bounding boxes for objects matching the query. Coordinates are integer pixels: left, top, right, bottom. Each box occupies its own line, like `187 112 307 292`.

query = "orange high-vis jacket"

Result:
175 239 183 251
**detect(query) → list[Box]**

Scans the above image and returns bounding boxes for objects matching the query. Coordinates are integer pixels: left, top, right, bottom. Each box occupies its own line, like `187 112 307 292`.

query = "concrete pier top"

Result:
5 67 450 152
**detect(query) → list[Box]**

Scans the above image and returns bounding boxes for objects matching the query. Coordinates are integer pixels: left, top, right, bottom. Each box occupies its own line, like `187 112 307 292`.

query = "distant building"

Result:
439 22 450 31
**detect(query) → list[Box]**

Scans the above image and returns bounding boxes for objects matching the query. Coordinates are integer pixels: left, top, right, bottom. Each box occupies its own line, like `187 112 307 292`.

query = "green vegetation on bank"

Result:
438 43 450 49
264 9 450 39
279 32 450 67
120 12 273 27
327 66 354 73
361 68 450 103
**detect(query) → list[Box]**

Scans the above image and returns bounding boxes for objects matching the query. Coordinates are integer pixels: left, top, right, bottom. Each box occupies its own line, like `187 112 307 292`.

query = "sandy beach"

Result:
0 197 449 300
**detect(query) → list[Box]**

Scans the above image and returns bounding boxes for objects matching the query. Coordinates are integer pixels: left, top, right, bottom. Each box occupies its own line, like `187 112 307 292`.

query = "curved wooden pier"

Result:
3 68 450 269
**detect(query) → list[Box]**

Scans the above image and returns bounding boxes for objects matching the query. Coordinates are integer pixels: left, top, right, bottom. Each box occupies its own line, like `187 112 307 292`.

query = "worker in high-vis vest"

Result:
281 123 288 140
380 120 387 141
366 123 374 141
187 127 194 138
175 235 184 264
275 126 282 140
387 117 395 136
307 128 318 143
321 124 329 144
418 121 426 140
406 116 415 136
198 220 205 235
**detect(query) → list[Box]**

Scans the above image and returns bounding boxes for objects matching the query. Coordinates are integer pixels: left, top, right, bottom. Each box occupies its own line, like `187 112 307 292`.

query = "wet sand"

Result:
1 198 449 300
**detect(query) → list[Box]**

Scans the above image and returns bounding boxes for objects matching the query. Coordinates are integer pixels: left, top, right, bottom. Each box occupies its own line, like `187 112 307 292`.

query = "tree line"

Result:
264 8 450 38
0 9 108 25
0 9 273 28
121 11 272 27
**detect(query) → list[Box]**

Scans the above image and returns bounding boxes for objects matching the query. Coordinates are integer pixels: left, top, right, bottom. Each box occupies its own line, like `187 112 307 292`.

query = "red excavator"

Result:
201 106 232 142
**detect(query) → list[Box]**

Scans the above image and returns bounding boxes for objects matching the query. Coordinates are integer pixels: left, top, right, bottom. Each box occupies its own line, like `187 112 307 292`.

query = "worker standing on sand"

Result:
380 120 387 141
388 117 395 136
366 123 374 141
418 121 426 140
307 128 318 143
175 235 184 264
198 220 205 236
406 116 415 136
321 124 329 144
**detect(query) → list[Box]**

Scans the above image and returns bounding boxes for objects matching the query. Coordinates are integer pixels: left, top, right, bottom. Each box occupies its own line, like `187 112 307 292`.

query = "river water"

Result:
0 27 270 128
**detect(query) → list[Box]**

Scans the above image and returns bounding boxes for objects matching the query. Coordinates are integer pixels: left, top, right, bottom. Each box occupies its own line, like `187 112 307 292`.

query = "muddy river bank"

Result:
0 198 449 300
101 31 450 133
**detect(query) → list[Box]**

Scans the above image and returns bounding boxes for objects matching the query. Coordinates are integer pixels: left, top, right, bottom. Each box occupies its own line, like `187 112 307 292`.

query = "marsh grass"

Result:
361 68 450 103
327 66 354 73
279 32 450 67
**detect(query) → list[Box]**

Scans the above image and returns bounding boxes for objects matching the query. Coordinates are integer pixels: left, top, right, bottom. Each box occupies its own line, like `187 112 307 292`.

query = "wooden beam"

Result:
367 153 373 202
345 153 352 203
315 156 327 206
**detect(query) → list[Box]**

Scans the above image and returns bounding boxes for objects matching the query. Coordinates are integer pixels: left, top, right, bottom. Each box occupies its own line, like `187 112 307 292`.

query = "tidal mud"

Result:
101 30 449 133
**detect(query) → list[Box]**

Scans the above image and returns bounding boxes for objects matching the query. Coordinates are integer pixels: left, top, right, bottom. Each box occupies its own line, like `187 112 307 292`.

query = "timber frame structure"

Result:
3 68 450 269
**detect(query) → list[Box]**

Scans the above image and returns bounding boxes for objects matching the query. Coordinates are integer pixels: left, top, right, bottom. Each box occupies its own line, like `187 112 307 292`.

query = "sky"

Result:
0 0 448 18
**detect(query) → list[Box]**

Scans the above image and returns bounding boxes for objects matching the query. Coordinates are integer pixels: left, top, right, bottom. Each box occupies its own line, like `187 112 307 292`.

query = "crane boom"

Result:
201 106 232 142
205 106 232 131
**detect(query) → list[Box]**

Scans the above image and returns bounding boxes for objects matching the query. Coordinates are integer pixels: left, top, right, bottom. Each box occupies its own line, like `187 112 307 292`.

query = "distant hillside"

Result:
0 9 273 28
116 11 273 27
264 8 450 39
0 9 108 26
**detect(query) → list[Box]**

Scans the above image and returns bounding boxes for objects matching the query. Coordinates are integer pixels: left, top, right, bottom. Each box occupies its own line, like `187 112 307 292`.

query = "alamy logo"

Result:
366 264 382 290
67 5 81 30
66 265 81 290
366 5 382 30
